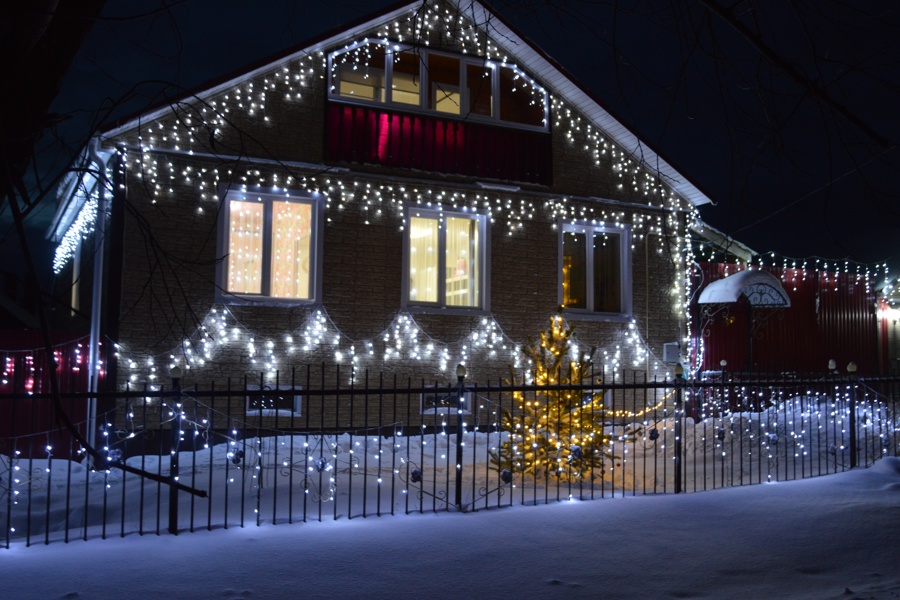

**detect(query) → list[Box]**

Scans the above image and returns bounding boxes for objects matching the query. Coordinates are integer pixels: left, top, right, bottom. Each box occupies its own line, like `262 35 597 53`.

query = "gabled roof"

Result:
99 0 712 207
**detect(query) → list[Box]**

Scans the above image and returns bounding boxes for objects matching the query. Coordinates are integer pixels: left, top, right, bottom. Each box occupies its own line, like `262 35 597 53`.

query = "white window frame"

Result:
216 189 324 306
327 40 548 132
402 207 490 314
558 221 633 321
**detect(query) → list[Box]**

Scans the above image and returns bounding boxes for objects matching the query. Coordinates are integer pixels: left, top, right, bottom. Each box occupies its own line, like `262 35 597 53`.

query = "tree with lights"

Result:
491 314 613 483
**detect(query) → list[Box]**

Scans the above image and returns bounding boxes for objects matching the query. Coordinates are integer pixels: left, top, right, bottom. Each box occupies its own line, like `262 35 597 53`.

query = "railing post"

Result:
455 364 466 511
847 362 858 469
168 367 182 535
674 363 685 494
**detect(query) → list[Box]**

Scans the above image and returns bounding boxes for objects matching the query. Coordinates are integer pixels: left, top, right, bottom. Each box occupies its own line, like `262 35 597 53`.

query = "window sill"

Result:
246 409 302 418
406 305 491 317
216 293 318 308
560 309 632 324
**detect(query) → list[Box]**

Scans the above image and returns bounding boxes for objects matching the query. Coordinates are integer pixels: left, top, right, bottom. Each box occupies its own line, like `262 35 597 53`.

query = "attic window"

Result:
329 41 548 131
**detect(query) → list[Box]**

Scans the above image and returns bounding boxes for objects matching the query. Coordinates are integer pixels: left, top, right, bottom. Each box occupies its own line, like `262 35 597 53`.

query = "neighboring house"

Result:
688 225 891 376
48 0 713 427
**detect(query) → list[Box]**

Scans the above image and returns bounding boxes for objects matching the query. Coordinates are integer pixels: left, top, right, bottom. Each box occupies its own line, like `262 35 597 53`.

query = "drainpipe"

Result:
86 137 108 460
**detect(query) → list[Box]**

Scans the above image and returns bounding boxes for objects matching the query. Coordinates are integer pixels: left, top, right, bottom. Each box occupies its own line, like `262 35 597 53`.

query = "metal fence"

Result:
2 367 898 548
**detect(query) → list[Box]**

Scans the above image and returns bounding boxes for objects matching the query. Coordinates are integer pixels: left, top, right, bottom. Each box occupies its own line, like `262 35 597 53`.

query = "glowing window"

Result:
560 223 631 316
334 43 386 101
221 192 321 303
329 43 547 131
406 210 486 309
428 53 461 114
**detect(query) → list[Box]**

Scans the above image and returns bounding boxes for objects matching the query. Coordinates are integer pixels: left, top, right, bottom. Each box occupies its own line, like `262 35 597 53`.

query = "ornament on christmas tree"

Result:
568 445 583 463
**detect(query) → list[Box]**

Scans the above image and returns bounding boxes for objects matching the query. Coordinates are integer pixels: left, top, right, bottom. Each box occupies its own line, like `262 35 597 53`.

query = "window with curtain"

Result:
407 210 485 309
329 42 547 131
221 192 319 302
560 223 631 316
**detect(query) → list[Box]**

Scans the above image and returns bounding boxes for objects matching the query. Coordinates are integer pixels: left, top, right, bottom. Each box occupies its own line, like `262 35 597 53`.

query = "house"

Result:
47 0 713 429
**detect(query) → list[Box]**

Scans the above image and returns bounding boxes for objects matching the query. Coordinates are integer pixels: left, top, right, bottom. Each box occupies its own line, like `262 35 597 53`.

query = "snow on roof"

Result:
698 269 791 306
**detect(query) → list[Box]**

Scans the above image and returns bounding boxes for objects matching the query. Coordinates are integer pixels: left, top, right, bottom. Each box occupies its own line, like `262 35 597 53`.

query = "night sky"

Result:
28 0 900 273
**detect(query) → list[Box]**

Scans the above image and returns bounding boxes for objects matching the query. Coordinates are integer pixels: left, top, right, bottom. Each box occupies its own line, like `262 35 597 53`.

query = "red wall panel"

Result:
691 264 880 375
326 103 552 185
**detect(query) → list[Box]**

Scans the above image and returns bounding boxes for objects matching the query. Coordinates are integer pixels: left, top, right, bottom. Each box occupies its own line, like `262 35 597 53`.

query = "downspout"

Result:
645 235 650 380
86 137 108 458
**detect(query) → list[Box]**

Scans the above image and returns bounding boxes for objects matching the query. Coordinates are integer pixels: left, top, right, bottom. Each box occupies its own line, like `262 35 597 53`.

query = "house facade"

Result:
49 1 711 424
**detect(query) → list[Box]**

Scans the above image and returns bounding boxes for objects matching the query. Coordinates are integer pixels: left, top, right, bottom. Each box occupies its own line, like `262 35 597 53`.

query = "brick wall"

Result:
105 24 692 425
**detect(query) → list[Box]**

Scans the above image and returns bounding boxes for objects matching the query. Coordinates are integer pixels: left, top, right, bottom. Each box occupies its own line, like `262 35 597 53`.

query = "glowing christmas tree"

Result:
491 314 613 482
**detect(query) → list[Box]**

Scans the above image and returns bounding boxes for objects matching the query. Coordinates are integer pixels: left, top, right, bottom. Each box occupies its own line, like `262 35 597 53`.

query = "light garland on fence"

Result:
0 340 92 395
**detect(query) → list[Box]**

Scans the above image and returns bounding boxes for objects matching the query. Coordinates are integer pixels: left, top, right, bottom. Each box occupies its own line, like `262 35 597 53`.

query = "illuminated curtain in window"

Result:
270 201 311 299
409 216 438 302
227 200 263 294
445 216 478 307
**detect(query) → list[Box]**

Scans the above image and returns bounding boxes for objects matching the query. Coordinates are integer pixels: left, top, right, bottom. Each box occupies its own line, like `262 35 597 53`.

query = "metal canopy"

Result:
697 269 791 307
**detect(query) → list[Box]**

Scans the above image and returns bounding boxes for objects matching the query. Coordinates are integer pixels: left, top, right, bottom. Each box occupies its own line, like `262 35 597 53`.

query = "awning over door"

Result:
697 269 791 307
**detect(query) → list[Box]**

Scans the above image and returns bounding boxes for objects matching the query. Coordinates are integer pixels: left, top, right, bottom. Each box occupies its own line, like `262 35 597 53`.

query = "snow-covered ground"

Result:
4 457 899 599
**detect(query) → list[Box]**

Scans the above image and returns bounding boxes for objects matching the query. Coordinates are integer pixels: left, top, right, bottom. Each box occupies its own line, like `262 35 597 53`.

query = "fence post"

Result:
847 362 858 469
455 364 466 511
168 367 182 535
674 363 684 494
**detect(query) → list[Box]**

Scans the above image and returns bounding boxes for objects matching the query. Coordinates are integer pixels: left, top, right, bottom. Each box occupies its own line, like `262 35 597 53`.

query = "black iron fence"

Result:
1 367 898 548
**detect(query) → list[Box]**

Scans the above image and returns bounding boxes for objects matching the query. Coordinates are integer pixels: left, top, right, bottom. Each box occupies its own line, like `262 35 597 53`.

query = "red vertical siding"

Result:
692 264 880 375
325 103 552 185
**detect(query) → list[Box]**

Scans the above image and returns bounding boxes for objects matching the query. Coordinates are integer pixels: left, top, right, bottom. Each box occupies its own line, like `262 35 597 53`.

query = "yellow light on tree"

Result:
491 314 615 483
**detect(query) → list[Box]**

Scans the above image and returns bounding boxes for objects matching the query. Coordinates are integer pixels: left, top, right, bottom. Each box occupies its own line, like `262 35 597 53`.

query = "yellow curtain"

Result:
227 200 263 294
409 216 438 302
270 201 311 299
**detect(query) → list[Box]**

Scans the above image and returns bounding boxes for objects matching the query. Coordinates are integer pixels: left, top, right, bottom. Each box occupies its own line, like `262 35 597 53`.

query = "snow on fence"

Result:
1 371 898 548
